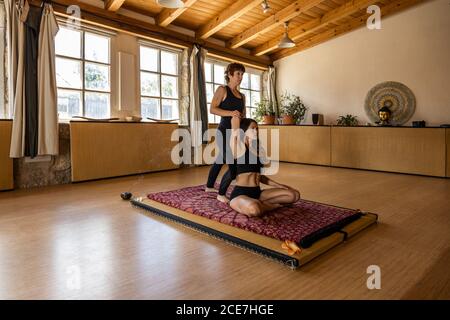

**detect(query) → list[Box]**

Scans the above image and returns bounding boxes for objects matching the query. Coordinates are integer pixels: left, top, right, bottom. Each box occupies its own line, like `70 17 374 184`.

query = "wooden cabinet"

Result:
447 129 450 178
262 125 331 165
70 122 179 182
258 125 289 162
331 127 446 177
187 124 449 178
0 121 13 191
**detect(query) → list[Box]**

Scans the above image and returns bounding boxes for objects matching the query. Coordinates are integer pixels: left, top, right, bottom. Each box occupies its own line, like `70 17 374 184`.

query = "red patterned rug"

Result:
147 185 362 248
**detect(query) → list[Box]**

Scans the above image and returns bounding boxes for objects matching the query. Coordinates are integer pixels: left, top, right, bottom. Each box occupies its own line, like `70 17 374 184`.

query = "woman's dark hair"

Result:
240 118 260 155
225 63 246 83
240 118 257 132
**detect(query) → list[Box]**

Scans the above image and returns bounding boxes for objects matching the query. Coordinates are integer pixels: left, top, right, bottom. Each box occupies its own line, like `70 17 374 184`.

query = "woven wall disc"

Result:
365 81 416 125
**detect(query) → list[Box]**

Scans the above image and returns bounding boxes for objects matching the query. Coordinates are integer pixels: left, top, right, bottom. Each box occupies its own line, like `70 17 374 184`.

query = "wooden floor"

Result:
0 163 449 299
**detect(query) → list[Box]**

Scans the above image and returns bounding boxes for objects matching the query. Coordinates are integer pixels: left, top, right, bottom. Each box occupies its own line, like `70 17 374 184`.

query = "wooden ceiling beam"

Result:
105 0 126 12
48 0 271 68
228 0 325 49
253 0 383 56
271 0 425 61
156 0 199 27
196 0 262 40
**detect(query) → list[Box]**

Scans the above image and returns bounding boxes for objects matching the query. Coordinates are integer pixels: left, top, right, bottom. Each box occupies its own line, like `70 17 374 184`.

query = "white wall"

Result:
274 0 450 126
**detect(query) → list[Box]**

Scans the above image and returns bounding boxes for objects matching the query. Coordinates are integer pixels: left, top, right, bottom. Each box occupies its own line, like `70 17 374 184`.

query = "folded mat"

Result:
147 184 363 248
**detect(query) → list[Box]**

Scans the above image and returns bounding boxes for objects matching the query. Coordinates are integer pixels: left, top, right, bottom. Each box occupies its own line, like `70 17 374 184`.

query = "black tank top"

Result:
218 86 244 129
236 145 263 175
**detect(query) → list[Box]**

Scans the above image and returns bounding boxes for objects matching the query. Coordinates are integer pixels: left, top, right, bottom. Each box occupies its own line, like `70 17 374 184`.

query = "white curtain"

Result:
4 0 18 119
37 3 59 155
0 1 6 118
189 45 208 149
178 48 190 126
264 66 279 118
7 0 26 157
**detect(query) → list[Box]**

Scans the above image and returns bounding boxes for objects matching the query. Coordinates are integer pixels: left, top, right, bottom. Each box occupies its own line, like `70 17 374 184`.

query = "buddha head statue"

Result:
378 101 392 125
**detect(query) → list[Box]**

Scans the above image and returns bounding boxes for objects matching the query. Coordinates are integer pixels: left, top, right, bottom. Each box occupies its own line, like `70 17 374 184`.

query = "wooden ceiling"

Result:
53 0 427 66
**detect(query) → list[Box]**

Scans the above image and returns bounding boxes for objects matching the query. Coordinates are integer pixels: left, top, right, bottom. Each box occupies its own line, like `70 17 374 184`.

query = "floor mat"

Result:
147 184 363 248
131 185 378 268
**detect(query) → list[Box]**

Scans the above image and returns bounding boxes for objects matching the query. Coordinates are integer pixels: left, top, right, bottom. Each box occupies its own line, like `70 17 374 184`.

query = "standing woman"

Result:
205 63 246 202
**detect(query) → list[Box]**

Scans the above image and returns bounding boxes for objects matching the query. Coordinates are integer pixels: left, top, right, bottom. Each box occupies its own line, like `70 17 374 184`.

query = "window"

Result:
240 71 261 120
140 44 180 120
205 61 226 124
205 60 262 123
55 26 111 119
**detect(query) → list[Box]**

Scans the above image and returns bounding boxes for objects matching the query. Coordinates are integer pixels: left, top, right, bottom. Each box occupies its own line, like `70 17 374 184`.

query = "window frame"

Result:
240 71 263 120
55 24 113 119
205 59 228 124
138 41 182 121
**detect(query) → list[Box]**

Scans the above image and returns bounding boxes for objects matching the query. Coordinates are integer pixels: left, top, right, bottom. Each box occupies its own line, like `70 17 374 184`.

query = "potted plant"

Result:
336 114 359 126
254 99 276 125
279 92 308 125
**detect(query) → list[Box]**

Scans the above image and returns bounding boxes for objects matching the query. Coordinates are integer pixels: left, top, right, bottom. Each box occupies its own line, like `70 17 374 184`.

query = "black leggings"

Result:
206 126 237 195
207 163 237 195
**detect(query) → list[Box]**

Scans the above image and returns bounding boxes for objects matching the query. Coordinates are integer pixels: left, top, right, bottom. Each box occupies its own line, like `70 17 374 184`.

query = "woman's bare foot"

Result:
205 187 218 193
217 194 230 204
261 202 283 212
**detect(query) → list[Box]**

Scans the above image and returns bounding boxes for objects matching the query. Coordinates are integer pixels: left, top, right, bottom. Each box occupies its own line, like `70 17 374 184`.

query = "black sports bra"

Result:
236 145 263 175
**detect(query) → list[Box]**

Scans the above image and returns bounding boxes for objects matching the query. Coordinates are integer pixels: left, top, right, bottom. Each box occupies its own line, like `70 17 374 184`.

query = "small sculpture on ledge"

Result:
376 101 393 126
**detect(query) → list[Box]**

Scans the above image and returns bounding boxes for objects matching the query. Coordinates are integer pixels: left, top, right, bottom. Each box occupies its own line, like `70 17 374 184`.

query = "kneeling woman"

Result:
228 117 300 217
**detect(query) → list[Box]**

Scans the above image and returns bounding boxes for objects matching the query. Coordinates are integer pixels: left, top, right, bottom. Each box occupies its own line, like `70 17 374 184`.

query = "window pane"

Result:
207 104 215 124
205 63 212 82
251 74 261 91
161 51 177 75
140 46 158 72
249 107 257 119
206 83 213 102
241 73 249 89
141 72 159 96
55 27 81 58
57 89 81 119
251 91 261 108
241 89 250 107
85 63 110 92
56 58 82 89
161 99 179 120
85 92 110 118
85 32 109 63
141 98 160 119
161 75 178 98
214 64 225 84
